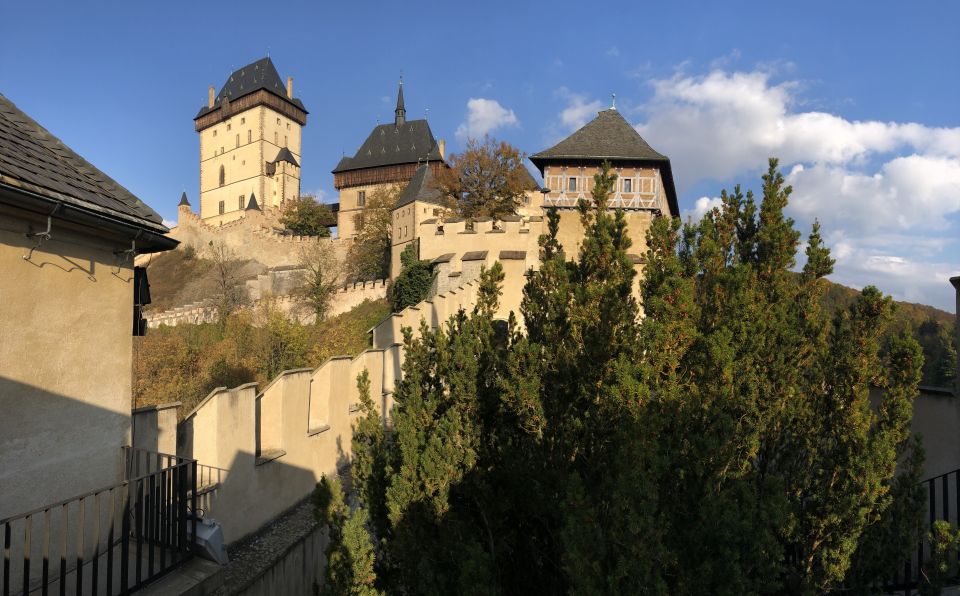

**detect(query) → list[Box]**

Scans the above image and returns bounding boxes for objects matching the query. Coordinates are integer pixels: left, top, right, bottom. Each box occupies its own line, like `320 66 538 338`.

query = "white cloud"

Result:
162 218 177 228
682 196 723 221
606 46 620 57
455 98 519 141
555 87 603 132
631 68 960 310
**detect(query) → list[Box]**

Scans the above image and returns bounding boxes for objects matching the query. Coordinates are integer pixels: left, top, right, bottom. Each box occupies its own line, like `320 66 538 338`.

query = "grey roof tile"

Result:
396 164 444 208
461 251 488 261
0 93 167 232
332 119 443 173
195 57 307 119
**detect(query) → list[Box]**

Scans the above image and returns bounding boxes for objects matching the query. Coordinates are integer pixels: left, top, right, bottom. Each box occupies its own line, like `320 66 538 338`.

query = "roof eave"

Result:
0 181 178 253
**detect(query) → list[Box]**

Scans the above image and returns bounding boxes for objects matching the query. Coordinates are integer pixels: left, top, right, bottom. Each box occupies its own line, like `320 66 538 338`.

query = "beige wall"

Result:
336 182 395 239
0 207 134 519
200 105 302 221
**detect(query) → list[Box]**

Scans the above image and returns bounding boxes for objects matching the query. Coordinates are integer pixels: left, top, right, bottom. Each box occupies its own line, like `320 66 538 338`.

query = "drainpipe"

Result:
952 276 960 396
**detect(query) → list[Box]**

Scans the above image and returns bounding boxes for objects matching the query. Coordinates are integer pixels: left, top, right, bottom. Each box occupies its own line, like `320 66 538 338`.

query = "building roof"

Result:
396 164 444 208
178 191 190 206
195 57 306 119
272 147 299 167
333 81 442 174
531 109 666 164
530 108 679 216
332 119 443 174
0 93 175 250
245 192 260 211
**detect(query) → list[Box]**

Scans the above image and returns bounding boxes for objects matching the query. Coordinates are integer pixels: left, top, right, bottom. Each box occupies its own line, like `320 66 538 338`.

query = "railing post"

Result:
20 516 30 596
191 461 198 555
3 521 10 596
120 484 130 595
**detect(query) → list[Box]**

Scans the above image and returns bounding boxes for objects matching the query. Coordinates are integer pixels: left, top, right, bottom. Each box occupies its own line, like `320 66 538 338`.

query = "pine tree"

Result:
314 475 381 596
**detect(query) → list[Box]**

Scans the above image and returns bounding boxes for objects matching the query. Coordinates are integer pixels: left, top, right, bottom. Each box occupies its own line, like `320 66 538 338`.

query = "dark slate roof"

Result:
332 119 443 174
196 57 306 118
396 164 444 208
461 251 488 261
530 108 679 216
178 191 190 206
531 109 666 163
0 93 169 235
272 147 299 167
245 193 260 211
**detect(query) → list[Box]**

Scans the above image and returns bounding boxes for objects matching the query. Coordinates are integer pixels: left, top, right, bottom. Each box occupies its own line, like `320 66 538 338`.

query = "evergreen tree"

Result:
387 245 434 312
314 475 381 596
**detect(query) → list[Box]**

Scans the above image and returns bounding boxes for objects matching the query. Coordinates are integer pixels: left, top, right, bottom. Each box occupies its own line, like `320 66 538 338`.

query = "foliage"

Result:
346 184 399 281
297 243 343 321
281 195 334 237
205 241 249 325
314 476 382 596
132 299 390 417
433 136 533 219
387 245 433 313
920 520 960 596
344 159 925 595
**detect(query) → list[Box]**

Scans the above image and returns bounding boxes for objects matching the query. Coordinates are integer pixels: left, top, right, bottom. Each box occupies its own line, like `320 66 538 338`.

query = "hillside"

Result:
821 279 956 388
142 247 266 313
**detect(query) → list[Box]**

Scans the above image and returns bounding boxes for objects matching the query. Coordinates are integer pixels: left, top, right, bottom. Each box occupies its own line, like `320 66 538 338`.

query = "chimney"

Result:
952 276 960 395
208 85 215 108
439 139 445 159
286 77 293 99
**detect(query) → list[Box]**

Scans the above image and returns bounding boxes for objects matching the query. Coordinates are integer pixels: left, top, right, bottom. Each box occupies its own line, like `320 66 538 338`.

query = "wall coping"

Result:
182 386 229 422
132 401 182 414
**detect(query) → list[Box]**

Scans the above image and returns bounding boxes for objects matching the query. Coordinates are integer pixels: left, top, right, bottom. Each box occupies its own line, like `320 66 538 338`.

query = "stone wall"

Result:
145 279 388 328
165 204 346 270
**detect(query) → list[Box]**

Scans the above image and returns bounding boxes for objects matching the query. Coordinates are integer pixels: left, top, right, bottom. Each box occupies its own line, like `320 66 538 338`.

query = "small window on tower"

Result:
623 179 633 193
286 123 290 130
568 177 577 192
235 134 239 148
247 130 252 143
213 129 217 137
276 118 280 125
241 117 246 124
227 123 231 131
239 196 244 210
218 201 225 215
219 165 225 187
357 191 366 207
274 132 278 144
284 135 288 147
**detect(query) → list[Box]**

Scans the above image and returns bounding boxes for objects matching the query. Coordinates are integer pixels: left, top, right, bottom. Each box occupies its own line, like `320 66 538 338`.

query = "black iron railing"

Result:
0 447 198 595
884 468 960 595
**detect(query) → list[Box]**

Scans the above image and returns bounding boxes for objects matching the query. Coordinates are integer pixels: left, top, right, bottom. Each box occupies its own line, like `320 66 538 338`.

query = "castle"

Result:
167 57 680 308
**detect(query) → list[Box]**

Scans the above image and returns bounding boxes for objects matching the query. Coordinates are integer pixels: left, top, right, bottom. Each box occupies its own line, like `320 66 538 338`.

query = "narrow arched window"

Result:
219 165 225 187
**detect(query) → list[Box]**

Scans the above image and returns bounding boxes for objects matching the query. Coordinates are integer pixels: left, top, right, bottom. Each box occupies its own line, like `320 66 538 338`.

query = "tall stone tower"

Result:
194 57 308 224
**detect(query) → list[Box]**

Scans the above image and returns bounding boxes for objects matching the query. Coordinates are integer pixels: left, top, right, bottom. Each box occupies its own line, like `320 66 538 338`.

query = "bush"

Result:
281 196 334 237
387 244 433 312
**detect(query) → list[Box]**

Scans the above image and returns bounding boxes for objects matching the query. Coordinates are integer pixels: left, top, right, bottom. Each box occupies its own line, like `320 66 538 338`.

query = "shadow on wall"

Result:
0 377 131 521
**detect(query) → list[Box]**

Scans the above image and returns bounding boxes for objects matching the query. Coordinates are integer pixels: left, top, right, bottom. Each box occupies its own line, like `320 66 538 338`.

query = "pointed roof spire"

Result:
395 76 406 126
245 192 261 211
178 191 190 207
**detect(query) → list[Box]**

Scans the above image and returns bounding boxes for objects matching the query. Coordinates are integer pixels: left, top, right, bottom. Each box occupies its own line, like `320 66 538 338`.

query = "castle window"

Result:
568 177 577 192
238 196 244 210
248 130 252 143
218 200 225 215
274 132 278 144
213 129 217 137
227 123 231 131
241 117 245 124
276 118 280 125
357 191 366 207
286 123 290 130
284 135 288 147
623 179 633 193
236 134 239 148
219 165 225 187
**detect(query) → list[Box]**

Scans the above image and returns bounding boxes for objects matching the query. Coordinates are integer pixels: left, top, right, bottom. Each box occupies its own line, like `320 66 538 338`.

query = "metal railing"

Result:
1 447 198 595
884 468 960 595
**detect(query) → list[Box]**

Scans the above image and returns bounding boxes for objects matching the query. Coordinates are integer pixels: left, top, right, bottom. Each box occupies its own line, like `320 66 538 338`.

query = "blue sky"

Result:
2 1 958 311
